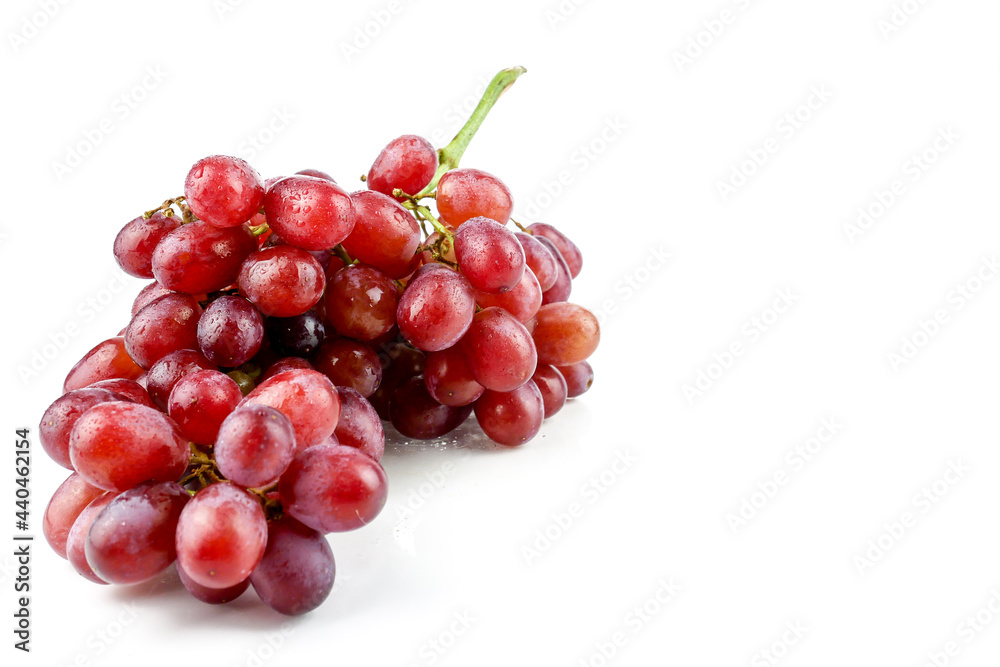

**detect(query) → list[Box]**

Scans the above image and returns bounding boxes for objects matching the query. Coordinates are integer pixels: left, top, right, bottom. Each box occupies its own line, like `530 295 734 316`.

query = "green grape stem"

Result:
415 66 527 197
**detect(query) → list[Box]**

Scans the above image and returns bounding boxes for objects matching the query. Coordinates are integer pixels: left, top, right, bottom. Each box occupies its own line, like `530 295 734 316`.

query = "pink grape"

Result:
215 405 296 488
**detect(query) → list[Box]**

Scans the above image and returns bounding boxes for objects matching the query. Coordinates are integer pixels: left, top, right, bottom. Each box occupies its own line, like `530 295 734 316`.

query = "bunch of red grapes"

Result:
38 68 599 616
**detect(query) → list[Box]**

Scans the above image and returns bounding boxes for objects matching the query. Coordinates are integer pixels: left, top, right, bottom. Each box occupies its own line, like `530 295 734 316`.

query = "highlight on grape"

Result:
38 67 601 616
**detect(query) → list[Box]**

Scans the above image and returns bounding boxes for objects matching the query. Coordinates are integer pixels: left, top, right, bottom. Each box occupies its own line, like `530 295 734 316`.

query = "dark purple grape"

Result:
250 516 335 616
266 311 326 357
389 376 473 440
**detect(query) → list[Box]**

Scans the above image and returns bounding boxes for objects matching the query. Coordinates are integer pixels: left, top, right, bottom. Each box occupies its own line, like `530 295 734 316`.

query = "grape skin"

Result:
396 264 476 352
460 307 538 392
532 303 600 366
167 369 243 445
215 405 296 488
240 369 340 449
175 482 268 589
366 134 437 200
334 387 385 461
113 212 181 279
390 376 474 439
238 246 326 318
184 155 265 228
250 516 336 616
66 493 113 584
145 349 218 411
264 175 356 251
125 293 204 370
40 388 128 469
178 564 249 604
344 191 422 278
43 473 105 559
151 222 257 294
279 444 388 533
69 402 190 493
474 381 545 446
85 481 189 585
436 168 513 227
454 216 526 294
557 361 595 397
528 223 583 278
63 337 144 392
531 364 568 418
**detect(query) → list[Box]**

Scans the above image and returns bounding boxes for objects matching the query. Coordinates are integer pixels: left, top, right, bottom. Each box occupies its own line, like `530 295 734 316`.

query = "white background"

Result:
3 0 1000 665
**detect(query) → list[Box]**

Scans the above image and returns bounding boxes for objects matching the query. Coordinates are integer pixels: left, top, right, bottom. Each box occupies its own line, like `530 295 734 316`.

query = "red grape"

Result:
396 264 475 352
368 342 425 419
40 388 127 469
241 369 340 448
113 212 181 278
389 376 473 439
250 516 335 616
184 155 265 228
87 379 156 409
324 264 399 341
474 381 545 446
215 405 296 488
528 223 582 278
263 175 356 251
167 369 242 445
343 190 422 278
279 444 387 533
532 303 600 366
535 235 572 304
366 134 437 199
557 361 594 397
63 337 144 392
85 481 189 584
178 564 249 604
66 493 113 584
131 281 173 317
516 232 559 291
151 221 256 294
260 356 313 383
69 402 189 492
197 295 264 367
531 364 568 418
423 345 485 407
454 216 525 294
295 168 336 182
474 266 542 323
145 349 217 410
460 307 537 392
311 338 382 397
176 482 268 589
334 387 384 461
43 473 105 559
238 246 326 317
125 293 204 369
436 168 513 227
